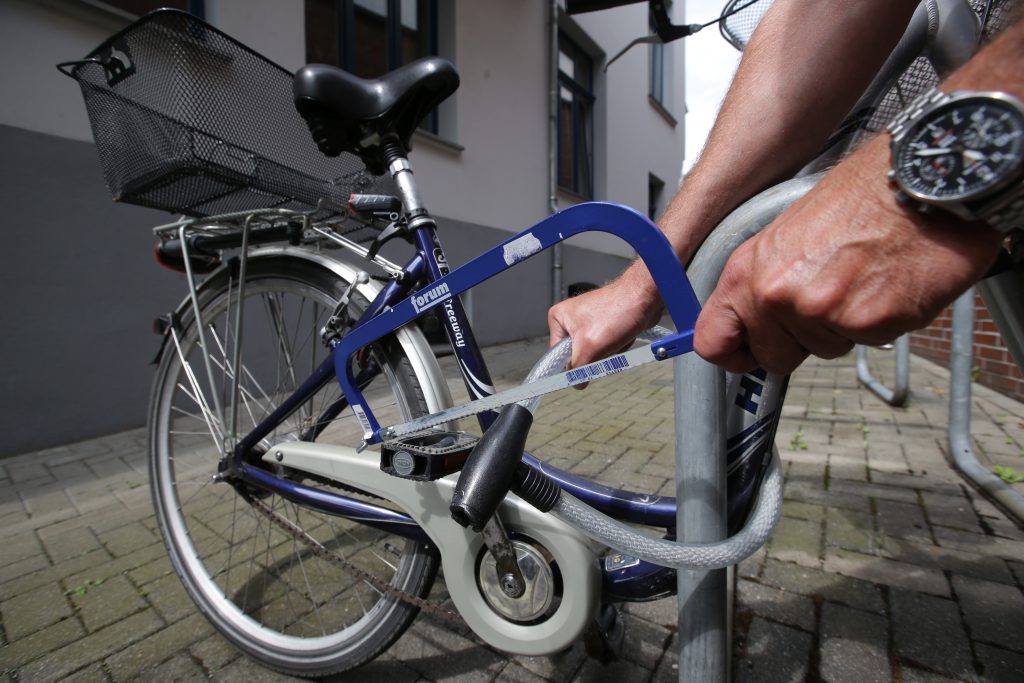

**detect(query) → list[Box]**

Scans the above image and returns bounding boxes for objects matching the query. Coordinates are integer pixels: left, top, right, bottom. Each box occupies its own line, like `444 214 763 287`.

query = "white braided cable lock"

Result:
526 330 783 569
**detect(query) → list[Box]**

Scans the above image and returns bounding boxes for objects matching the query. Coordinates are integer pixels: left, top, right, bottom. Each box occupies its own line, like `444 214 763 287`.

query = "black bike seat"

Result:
294 57 459 174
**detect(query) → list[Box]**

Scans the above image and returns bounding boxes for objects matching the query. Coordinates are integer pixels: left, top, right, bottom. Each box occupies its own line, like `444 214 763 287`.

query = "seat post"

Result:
382 138 433 230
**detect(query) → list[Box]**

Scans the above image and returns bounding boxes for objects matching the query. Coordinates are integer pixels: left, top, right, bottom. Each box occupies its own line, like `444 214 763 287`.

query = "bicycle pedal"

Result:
380 431 478 481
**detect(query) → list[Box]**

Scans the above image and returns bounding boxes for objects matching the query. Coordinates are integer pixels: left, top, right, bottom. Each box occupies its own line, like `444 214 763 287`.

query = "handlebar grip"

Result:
449 403 533 531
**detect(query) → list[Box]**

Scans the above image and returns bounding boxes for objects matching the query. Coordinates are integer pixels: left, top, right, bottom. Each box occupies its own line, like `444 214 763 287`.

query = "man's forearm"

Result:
622 0 919 299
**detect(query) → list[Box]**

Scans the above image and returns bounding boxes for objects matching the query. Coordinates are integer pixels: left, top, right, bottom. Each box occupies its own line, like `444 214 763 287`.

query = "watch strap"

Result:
886 86 947 141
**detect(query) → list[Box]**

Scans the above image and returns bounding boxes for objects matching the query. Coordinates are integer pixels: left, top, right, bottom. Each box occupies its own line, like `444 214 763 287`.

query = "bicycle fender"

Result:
264 441 601 656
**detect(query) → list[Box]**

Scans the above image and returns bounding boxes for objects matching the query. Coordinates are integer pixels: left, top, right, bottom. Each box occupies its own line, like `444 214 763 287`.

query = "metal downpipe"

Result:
549 0 562 305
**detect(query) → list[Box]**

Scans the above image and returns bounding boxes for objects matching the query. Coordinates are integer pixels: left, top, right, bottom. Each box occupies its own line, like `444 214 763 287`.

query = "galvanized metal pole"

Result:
675 357 728 682
948 288 1024 524
855 335 910 407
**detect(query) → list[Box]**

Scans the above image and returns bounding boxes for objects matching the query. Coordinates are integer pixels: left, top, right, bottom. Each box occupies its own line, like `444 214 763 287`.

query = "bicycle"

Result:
57 0 1018 678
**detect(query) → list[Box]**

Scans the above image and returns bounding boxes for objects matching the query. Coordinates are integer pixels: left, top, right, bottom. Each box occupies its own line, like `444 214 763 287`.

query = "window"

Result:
648 173 665 221
81 0 204 18
648 11 665 104
305 0 440 130
558 33 595 198
305 0 437 77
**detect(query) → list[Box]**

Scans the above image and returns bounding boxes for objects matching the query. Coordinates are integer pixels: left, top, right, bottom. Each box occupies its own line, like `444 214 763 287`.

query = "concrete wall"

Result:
0 0 680 455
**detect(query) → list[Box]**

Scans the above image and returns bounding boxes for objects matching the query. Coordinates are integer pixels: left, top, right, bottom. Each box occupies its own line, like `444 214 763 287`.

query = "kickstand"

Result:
583 603 625 664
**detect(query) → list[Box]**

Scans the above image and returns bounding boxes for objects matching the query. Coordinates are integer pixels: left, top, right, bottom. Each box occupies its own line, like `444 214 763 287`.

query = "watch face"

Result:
893 95 1024 203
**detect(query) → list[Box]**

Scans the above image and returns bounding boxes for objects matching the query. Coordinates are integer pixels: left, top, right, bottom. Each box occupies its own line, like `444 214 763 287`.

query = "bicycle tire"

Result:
148 253 438 676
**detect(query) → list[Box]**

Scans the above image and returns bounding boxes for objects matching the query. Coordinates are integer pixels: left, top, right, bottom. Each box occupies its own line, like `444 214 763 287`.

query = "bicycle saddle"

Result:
294 57 459 175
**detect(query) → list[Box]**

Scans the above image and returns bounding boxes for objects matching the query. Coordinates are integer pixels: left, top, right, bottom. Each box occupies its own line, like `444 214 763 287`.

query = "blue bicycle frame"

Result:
231 200 703 601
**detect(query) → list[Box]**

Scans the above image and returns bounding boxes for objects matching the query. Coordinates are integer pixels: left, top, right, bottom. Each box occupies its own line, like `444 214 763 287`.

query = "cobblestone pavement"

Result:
2 339 1024 682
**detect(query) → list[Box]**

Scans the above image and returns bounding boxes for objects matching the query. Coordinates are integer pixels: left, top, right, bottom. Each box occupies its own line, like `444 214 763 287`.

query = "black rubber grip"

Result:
449 403 533 531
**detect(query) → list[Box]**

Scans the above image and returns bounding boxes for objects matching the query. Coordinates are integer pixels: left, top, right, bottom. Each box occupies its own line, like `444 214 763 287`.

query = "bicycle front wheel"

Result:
149 253 437 676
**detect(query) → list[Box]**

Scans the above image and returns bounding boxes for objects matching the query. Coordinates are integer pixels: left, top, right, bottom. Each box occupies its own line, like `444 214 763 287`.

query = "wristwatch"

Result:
887 87 1024 234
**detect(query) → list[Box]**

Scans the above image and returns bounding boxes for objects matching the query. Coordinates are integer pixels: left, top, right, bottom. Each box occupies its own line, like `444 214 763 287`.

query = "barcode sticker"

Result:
565 354 630 385
351 404 373 439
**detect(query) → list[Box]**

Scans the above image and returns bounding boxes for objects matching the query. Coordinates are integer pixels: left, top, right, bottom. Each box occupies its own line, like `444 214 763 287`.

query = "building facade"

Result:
0 0 686 455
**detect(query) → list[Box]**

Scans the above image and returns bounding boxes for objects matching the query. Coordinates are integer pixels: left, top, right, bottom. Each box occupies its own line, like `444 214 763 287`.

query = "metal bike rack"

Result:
675 175 819 682
948 288 1024 526
855 336 911 407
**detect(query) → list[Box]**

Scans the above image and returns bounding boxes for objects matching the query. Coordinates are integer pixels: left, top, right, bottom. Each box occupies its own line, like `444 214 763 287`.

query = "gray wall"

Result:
1 124 185 456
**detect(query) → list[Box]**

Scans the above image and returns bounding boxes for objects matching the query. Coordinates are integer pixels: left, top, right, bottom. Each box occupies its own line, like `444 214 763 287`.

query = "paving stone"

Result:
60 662 111 683
0 547 111 603
5 461 52 486
975 643 1024 683
68 574 149 632
0 616 85 669
18 610 164 681
0 532 44 569
951 574 1024 652
760 559 886 614
828 479 920 505
572 657 652 682
620 612 672 668
0 553 50 587
890 589 974 677
819 602 890 683
140 571 195 623
878 537 1014 585
735 579 815 631
825 506 879 555
899 667 962 683
734 617 812 683
922 491 986 534
189 633 242 676
138 652 208 682
767 516 822 568
824 548 949 597
875 498 932 545
389 623 505 681
1009 560 1024 586
0 582 73 641
104 613 212 682
780 500 826 522
510 640 588 683
933 525 1024 563
37 525 103 564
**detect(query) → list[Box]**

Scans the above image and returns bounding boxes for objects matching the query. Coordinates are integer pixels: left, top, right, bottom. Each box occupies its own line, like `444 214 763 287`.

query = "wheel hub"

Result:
477 539 554 623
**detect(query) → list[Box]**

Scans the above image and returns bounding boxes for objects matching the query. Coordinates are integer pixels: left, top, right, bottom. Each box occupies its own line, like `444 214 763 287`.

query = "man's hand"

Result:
547 269 665 369
694 136 1004 375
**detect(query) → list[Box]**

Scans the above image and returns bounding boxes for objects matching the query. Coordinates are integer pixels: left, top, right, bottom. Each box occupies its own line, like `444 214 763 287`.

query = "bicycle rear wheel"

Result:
149 253 437 676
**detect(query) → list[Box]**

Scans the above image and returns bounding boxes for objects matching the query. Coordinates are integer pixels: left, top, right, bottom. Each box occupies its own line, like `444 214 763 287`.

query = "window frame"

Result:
305 0 441 132
557 31 596 199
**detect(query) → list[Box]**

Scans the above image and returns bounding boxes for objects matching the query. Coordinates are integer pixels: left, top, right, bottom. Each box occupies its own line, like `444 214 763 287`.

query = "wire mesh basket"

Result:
59 9 387 218
719 0 773 52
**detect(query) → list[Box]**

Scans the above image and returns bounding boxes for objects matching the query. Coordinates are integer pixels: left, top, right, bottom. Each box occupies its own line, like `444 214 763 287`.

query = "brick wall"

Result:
909 293 1024 401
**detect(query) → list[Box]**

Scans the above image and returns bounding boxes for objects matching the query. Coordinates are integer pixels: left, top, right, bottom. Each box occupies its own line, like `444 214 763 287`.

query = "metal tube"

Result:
675 174 822 683
549 0 562 305
675 353 728 682
228 215 253 448
180 224 226 435
948 289 1024 525
855 335 910 407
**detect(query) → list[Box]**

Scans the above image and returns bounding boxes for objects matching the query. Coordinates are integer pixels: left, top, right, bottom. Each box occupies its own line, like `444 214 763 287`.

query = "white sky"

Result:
682 0 743 174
